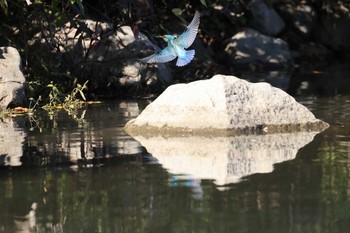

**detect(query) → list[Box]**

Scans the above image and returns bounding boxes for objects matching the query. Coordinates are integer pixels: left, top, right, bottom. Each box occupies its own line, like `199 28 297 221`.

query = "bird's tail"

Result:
176 50 195 67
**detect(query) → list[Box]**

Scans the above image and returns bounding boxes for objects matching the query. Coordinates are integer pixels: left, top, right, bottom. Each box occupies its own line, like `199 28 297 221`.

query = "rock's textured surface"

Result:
0 46 26 109
125 74 328 135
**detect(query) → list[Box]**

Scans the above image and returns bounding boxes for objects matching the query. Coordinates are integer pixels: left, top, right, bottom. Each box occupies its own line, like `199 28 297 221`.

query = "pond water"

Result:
1 70 350 232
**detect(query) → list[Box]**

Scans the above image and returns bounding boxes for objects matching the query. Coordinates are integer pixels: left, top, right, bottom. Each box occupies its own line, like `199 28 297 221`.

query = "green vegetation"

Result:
0 0 245 107
42 80 88 117
0 80 87 119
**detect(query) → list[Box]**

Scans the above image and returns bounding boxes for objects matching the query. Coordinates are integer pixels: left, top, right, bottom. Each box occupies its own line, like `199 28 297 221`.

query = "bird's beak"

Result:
163 36 168 42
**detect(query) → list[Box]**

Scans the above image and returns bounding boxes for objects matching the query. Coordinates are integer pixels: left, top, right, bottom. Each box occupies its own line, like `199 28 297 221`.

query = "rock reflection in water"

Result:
25 102 143 166
13 202 38 233
134 132 320 185
0 101 144 167
0 117 26 166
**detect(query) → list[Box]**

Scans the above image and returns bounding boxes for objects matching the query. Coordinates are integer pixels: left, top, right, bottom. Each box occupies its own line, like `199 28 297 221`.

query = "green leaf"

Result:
172 8 183 16
0 0 8 15
79 90 86 101
200 0 207 8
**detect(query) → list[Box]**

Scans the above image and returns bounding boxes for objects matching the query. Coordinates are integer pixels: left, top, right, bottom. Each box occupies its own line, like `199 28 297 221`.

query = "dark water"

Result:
1 75 350 232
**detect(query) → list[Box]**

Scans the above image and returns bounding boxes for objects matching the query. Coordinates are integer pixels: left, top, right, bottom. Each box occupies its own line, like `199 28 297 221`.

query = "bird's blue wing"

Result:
173 11 200 49
140 46 177 64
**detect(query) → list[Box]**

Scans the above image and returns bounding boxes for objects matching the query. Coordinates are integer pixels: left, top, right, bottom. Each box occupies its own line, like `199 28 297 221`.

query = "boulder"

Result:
276 2 316 38
224 28 294 70
248 0 285 36
0 46 26 109
125 74 328 136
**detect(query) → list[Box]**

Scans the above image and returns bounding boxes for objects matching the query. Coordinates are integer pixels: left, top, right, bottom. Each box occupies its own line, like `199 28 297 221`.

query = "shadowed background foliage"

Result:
1 0 350 101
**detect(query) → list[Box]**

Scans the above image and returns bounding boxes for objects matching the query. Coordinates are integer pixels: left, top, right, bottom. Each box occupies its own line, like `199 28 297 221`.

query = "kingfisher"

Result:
140 11 200 67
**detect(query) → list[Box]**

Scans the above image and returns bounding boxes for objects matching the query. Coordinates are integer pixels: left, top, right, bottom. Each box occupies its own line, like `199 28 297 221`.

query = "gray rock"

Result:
276 2 316 37
125 74 328 136
224 28 294 69
0 46 26 109
133 131 319 185
248 0 285 36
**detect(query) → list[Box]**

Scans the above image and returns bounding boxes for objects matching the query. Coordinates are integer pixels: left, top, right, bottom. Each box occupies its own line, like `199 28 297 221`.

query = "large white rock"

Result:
125 74 328 135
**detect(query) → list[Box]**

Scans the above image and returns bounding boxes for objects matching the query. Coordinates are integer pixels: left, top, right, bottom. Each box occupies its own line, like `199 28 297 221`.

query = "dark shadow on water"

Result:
288 61 350 97
235 60 350 97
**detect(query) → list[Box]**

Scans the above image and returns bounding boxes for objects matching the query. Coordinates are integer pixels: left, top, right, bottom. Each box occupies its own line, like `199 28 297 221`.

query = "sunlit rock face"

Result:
0 46 26 109
125 74 328 135
133 131 318 185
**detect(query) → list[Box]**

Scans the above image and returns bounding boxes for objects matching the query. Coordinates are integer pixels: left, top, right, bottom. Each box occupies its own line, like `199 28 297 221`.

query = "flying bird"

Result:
140 11 200 67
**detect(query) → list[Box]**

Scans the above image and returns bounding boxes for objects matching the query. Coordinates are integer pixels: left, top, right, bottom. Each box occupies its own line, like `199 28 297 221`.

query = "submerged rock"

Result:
0 46 26 109
125 74 328 136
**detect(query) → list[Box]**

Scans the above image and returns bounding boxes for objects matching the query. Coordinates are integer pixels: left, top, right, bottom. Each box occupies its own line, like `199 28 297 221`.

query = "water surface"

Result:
0 94 350 233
